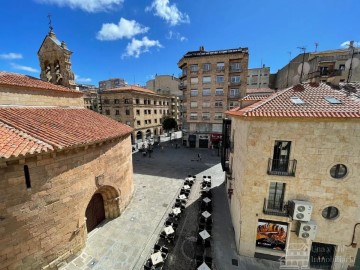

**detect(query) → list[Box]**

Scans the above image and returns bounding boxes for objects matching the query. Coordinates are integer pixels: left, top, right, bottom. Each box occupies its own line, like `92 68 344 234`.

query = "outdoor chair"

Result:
161 246 169 254
205 257 212 265
154 244 161 252
205 239 211 248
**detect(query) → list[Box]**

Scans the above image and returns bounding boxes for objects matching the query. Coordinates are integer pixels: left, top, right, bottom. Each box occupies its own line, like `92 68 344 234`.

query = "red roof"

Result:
0 72 82 94
226 83 360 118
0 108 133 159
104 85 156 95
241 93 273 101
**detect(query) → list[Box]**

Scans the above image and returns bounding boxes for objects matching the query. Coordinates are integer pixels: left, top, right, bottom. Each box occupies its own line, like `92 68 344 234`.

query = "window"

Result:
230 88 240 98
215 100 223 108
159 109 162 114
190 112 198 120
103 99 109 104
202 101 210 108
144 120 148 124
202 76 211 84
202 88 211 96
216 75 224 83
136 98 140 104
155 119 158 123
230 76 241 84
325 96 342 104
215 88 224 96
182 67 187 76
114 99 120 104
267 182 286 210
216 62 225 71
202 112 210 120
115 110 120 115
144 110 147 115
144 99 147 105
154 109 157 114
190 101 197 108
149 120 152 124
229 101 239 109
322 206 339 220
105 109 110 115
290 97 305 105
214 112 223 120
124 99 130 104
230 62 241 71
190 64 198 72
190 90 198 96
136 110 140 115
125 109 130 115
203 63 211 71
137 120 141 125
147 110 151 114
24 165 31 189
190 77 199 84
330 164 347 179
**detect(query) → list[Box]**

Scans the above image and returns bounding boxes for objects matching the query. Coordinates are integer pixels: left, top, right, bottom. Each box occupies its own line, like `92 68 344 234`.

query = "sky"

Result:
0 0 359 86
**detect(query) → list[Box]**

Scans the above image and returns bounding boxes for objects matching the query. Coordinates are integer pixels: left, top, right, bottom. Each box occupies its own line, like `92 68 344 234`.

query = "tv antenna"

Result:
297 46 306 83
315 42 319 52
47 13 53 31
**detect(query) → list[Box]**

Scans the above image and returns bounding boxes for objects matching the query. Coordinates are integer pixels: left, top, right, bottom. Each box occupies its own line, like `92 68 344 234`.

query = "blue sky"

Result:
0 0 359 86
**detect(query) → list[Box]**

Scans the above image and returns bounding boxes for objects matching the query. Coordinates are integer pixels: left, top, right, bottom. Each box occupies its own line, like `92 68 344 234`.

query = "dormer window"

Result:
290 97 305 105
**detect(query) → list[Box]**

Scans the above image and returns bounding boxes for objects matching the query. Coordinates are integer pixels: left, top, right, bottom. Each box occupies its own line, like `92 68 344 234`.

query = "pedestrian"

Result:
197 153 201 161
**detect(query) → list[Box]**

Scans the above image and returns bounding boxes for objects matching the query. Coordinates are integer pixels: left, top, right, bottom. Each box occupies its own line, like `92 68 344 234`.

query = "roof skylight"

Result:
325 96 342 104
290 96 305 105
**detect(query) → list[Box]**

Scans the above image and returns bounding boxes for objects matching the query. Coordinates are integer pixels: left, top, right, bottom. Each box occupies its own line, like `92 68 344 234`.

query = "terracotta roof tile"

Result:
241 93 273 101
0 108 133 159
226 83 360 118
0 72 82 94
104 85 156 95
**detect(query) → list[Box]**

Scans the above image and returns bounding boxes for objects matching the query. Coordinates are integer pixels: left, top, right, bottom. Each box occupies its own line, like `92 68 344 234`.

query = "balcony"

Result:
179 72 187 79
216 66 225 72
190 116 198 120
267 158 297 176
179 83 187 90
263 198 289 217
230 67 242 73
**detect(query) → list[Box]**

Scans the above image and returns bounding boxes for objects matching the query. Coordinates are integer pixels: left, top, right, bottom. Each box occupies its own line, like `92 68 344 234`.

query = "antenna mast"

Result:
297 46 306 83
315 42 319 52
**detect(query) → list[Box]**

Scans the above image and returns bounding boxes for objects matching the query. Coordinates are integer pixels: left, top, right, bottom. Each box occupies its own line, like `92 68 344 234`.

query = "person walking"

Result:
197 153 201 161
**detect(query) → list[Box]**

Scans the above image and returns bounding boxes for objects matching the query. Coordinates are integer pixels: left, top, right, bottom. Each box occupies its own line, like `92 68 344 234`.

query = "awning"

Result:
211 133 222 142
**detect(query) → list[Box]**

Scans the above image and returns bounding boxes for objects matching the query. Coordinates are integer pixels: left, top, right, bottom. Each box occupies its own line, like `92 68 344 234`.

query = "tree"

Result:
162 117 177 133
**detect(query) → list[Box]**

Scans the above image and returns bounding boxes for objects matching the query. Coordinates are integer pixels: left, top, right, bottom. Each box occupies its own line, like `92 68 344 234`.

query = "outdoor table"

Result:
202 211 211 219
151 251 164 265
186 177 194 181
173 207 181 215
164 225 175 235
183 185 190 189
199 230 210 240
201 187 210 192
197 262 211 270
203 197 211 204
179 194 187 200
203 178 211 182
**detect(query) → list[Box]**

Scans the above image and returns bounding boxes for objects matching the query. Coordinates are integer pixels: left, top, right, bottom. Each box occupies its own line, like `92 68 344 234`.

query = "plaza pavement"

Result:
62 143 285 270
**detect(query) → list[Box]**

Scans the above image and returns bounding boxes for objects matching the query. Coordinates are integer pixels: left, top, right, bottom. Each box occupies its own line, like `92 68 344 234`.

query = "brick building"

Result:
222 83 360 270
99 85 172 144
178 46 248 148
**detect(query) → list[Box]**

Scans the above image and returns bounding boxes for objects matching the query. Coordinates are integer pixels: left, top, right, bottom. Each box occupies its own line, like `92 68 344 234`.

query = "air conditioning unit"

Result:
288 200 313 221
296 220 317 240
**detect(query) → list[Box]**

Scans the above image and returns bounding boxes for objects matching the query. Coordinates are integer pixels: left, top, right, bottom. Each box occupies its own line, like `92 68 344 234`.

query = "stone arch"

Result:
146 129 151 138
136 131 143 141
95 185 121 219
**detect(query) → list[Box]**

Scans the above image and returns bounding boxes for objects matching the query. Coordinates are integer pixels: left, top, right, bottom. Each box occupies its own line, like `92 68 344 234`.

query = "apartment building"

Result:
178 46 248 148
247 65 270 89
275 42 360 89
77 84 99 111
146 75 182 129
99 85 172 143
222 82 360 270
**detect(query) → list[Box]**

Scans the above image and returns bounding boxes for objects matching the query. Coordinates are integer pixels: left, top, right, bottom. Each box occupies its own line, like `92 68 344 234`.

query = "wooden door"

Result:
85 193 105 233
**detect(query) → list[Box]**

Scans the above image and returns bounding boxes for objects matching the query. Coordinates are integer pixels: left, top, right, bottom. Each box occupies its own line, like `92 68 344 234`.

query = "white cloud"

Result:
75 74 92 83
36 0 123 12
146 0 190 26
97 18 149 40
340 41 360 48
167 30 187 42
10 63 38 73
122 37 162 58
0 53 23 60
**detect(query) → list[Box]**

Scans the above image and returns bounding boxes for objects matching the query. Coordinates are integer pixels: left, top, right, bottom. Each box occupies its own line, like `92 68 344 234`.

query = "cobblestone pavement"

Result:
62 143 287 270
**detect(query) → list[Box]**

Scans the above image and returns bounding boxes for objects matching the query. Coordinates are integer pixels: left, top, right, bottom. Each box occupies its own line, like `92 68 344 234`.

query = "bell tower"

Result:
38 15 76 90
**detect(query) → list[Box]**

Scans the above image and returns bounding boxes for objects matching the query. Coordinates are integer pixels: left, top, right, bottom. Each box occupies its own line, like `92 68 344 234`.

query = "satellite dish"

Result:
345 58 360 69
297 62 310 75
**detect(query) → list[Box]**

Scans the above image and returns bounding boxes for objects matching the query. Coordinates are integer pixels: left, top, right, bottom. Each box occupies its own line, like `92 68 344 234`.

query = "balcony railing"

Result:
230 67 242 73
202 116 210 120
216 66 225 72
190 116 198 120
263 198 288 217
267 158 297 176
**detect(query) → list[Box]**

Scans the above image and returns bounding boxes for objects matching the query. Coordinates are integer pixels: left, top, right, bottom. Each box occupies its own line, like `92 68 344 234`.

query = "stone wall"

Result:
229 117 360 269
0 135 134 269
0 86 83 107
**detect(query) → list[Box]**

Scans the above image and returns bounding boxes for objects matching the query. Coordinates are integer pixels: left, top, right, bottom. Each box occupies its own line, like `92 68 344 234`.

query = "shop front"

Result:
199 135 209 148
211 133 222 148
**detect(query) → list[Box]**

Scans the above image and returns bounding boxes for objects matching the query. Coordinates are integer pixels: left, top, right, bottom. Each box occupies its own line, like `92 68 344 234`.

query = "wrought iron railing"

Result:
267 158 297 176
263 198 288 217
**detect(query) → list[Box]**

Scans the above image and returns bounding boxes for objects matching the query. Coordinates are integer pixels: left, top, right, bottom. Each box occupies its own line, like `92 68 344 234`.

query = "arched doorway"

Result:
85 193 105 233
136 131 143 141
146 129 151 138
154 128 158 136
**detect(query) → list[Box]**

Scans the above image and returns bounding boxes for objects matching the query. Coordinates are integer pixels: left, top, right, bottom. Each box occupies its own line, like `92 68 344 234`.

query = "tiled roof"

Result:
338 82 360 99
0 107 133 159
241 93 273 101
226 83 360 118
0 72 81 94
104 85 156 94
246 88 275 94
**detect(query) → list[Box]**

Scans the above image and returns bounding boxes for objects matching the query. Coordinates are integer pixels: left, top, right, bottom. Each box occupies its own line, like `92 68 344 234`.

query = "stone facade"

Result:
0 136 133 269
178 47 248 148
99 87 172 143
247 66 270 89
226 117 360 270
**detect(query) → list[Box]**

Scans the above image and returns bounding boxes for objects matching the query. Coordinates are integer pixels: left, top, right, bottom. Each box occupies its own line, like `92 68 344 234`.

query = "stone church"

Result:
0 28 134 269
